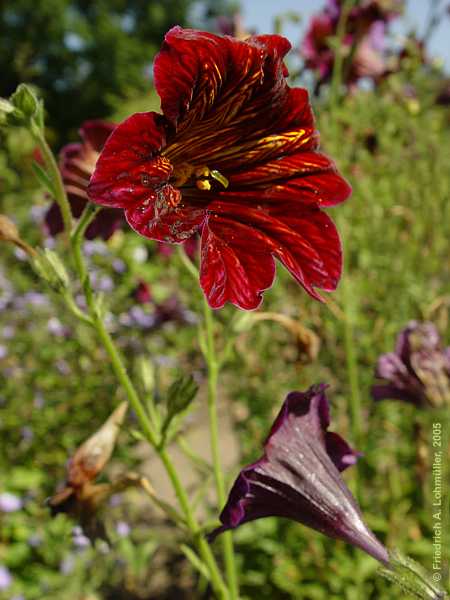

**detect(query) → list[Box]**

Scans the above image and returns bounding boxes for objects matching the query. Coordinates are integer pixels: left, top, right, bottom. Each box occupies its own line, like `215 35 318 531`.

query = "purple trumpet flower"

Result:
211 384 389 565
372 321 450 408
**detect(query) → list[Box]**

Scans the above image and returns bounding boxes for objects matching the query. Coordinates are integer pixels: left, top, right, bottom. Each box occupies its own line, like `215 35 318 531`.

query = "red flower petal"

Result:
264 203 342 296
60 121 116 195
202 201 341 307
155 28 292 129
125 200 206 244
154 27 228 127
200 215 276 310
155 27 300 166
87 112 171 209
79 120 115 153
227 153 351 207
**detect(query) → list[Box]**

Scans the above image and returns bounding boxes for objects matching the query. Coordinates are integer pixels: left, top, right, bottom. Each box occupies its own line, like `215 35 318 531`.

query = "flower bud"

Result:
10 84 39 120
33 248 70 291
0 215 20 244
2 84 43 130
0 214 36 257
48 403 129 542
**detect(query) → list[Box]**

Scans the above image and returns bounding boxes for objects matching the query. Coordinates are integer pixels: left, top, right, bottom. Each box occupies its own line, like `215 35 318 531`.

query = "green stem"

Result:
177 244 199 280
31 125 73 244
158 448 228 594
70 203 100 305
329 0 357 111
36 159 228 595
202 296 239 600
341 276 363 509
93 310 227 597
342 277 363 446
61 290 93 325
75 235 227 598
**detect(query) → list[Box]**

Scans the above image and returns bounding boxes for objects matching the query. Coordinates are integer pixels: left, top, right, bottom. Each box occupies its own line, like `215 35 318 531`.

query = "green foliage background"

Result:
0 0 236 144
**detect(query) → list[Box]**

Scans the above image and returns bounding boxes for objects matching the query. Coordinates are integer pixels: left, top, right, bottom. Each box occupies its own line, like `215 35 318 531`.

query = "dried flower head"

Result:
48 402 130 538
372 321 450 408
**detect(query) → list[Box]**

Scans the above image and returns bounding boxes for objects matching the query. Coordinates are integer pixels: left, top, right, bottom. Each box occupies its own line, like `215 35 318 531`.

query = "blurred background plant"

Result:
1 0 449 598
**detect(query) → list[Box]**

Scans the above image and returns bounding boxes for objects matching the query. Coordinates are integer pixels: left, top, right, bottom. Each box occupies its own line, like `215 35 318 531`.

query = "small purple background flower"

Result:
0 565 12 590
0 492 22 513
116 521 131 537
372 321 450 408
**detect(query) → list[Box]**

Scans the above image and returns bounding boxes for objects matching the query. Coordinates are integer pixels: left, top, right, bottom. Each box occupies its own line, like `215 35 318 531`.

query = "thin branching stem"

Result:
34 149 228 597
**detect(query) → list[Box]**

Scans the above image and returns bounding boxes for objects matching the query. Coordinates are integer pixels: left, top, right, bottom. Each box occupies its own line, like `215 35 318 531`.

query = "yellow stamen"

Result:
171 163 228 192
196 179 211 191
195 166 210 179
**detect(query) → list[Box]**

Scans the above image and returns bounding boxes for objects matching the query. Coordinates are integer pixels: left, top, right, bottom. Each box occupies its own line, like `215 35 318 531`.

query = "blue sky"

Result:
239 0 450 71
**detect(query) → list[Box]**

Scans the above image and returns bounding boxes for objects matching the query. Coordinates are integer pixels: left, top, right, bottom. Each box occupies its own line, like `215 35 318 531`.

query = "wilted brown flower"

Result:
48 402 130 538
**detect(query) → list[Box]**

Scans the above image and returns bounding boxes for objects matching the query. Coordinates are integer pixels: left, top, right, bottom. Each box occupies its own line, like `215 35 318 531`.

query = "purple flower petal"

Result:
373 321 450 408
211 384 388 565
0 492 22 513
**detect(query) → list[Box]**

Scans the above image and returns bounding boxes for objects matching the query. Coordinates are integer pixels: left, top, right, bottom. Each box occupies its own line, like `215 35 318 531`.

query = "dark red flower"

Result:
45 120 124 240
210 384 389 564
302 12 336 81
157 235 198 260
87 27 351 310
134 280 153 304
302 0 401 88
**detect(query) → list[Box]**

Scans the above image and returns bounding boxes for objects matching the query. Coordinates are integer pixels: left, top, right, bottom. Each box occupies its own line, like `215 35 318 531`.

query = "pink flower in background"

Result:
301 0 403 88
302 11 336 81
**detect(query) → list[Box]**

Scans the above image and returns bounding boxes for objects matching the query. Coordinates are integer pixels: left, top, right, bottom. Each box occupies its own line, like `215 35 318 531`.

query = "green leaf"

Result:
179 544 210 581
129 428 146 442
32 248 69 292
32 161 56 195
160 375 198 443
